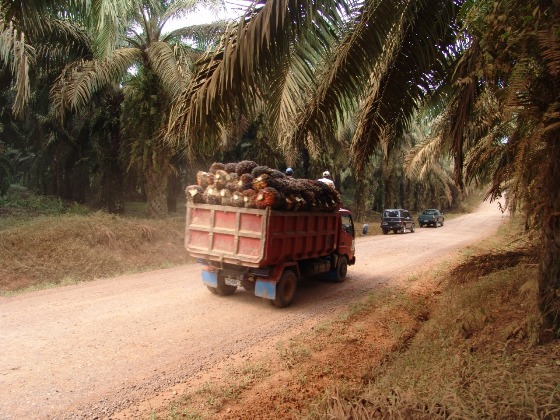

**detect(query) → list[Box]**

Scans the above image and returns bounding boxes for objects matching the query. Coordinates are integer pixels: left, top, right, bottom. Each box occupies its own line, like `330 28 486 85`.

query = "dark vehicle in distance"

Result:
380 209 415 234
418 209 445 228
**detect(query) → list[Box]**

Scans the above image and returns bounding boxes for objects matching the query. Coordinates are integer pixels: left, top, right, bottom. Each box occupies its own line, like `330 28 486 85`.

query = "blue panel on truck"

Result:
255 280 276 300
201 270 218 287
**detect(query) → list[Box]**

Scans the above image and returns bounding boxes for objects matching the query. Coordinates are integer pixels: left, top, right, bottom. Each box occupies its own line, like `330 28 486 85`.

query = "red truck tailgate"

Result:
185 203 340 267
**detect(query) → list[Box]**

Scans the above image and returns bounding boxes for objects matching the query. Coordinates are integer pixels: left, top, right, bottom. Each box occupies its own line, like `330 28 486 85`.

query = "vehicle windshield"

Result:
384 210 399 218
423 210 436 215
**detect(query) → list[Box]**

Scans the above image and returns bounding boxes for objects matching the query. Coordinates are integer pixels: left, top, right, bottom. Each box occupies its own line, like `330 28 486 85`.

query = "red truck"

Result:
185 203 356 307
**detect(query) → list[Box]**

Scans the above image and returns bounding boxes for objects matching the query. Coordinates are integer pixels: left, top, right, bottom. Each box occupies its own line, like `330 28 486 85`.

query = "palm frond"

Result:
351 0 459 172
168 0 346 153
145 41 189 100
87 0 138 58
30 16 93 76
0 20 34 117
404 131 445 180
50 47 141 115
163 21 228 51
292 0 403 154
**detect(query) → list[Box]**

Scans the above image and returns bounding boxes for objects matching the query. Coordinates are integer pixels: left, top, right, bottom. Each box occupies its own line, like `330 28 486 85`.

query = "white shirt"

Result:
318 177 335 189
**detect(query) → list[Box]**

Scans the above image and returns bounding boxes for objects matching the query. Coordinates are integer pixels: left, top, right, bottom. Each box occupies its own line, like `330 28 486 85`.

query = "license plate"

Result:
225 277 242 287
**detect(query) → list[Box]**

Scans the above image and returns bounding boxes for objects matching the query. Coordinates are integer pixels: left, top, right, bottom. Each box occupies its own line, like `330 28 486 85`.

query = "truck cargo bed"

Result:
185 203 340 267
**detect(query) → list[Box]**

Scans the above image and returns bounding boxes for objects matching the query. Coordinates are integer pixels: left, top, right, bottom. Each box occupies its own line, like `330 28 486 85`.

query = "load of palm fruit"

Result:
185 161 342 212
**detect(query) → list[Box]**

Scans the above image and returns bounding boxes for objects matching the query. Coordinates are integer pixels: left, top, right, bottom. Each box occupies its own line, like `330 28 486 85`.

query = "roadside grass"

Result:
154 216 559 420
0 186 189 295
320 219 559 419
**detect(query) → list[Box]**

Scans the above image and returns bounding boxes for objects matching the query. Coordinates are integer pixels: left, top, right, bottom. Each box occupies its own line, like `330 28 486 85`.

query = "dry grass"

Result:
321 220 560 419
0 188 190 295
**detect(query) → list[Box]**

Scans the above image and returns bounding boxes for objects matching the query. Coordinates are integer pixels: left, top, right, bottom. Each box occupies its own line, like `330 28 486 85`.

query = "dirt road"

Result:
0 201 507 419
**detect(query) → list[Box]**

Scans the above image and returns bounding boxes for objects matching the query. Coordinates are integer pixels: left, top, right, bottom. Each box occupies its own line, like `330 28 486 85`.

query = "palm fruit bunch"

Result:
226 173 239 192
252 167 287 191
209 162 226 174
231 191 245 207
237 173 254 191
185 185 204 203
219 189 233 206
203 187 221 205
251 165 273 178
236 160 258 176
189 161 340 212
213 169 229 190
196 171 214 189
242 189 257 208
254 187 284 210
224 162 237 174
252 173 273 190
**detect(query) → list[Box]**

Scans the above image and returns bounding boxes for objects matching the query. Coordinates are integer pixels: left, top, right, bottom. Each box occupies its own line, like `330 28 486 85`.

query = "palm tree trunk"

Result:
354 176 367 221
98 152 124 214
540 139 560 332
144 168 169 218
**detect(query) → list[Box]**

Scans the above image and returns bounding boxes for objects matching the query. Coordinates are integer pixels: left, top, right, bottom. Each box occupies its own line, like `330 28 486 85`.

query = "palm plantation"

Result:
1 0 558 344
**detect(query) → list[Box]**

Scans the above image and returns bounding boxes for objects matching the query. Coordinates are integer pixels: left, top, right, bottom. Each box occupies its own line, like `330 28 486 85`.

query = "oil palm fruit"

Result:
224 162 237 173
214 169 229 190
196 171 211 188
209 162 226 174
185 185 204 203
251 165 272 178
238 173 254 191
231 192 245 207
254 187 282 209
219 189 233 206
252 173 271 190
242 189 257 208
269 169 286 179
236 160 258 176
203 187 221 205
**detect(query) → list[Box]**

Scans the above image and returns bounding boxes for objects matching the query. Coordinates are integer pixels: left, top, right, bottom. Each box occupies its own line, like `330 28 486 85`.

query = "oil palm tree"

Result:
51 0 227 217
168 0 461 222
402 0 560 330
0 0 121 117
448 0 560 330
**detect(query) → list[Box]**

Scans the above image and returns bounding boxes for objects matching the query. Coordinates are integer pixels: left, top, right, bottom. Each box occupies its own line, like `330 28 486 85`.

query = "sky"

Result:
166 2 247 30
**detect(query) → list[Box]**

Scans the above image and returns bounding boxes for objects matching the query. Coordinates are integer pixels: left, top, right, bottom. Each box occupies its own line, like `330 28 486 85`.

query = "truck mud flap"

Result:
255 280 276 300
201 270 218 288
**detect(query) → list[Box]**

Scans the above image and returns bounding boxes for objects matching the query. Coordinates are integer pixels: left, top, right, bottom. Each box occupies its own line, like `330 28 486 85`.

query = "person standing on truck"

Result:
318 170 335 189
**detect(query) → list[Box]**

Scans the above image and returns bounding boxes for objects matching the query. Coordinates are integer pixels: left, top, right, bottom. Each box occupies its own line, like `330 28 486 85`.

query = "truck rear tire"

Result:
273 270 297 308
334 256 348 283
210 275 236 296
